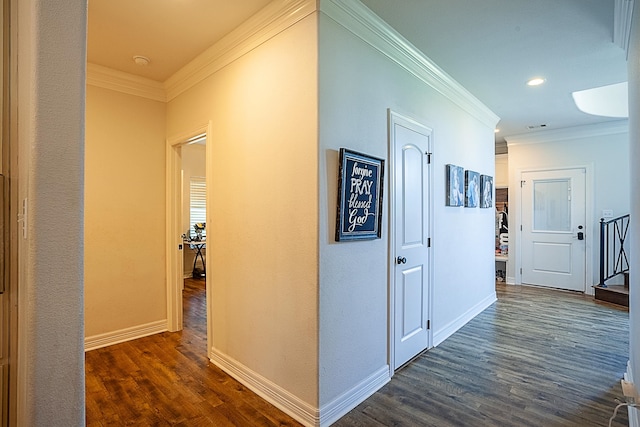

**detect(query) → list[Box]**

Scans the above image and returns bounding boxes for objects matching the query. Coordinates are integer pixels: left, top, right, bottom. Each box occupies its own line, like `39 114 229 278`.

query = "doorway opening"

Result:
166 123 212 357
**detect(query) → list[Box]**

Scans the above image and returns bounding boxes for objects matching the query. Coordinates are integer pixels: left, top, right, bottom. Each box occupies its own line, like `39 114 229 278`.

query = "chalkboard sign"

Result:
335 148 385 241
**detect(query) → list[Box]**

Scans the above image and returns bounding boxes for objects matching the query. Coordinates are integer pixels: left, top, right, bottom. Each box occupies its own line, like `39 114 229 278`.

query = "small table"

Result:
495 255 507 281
187 240 206 278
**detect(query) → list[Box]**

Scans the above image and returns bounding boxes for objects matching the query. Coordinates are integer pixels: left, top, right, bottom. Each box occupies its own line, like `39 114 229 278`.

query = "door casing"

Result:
166 122 213 356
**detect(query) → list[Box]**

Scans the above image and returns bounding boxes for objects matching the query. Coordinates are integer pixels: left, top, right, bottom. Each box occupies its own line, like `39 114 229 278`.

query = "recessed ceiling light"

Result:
133 55 150 66
494 128 500 133
527 77 546 86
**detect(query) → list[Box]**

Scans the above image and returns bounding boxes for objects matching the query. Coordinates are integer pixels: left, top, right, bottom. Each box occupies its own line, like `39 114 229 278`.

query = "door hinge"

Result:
520 268 523 274
425 152 432 164
427 237 431 247
521 180 525 187
427 320 431 330
520 224 523 231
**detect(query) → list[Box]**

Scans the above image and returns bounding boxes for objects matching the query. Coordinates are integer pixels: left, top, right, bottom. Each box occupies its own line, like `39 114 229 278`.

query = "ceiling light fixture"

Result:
526 77 546 86
494 128 500 133
133 55 150 66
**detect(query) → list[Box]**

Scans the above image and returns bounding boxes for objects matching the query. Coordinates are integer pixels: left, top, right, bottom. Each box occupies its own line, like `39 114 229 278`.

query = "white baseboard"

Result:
209 348 319 426
433 292 497 347
209 348 390 427
627 361 639 427
84 320 167 351
318 365 390 426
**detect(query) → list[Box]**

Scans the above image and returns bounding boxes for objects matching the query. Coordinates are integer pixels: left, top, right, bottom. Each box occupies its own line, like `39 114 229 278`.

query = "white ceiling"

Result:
87 0 630 147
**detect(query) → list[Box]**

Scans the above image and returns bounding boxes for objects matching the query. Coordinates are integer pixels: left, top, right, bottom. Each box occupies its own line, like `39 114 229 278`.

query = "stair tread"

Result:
594 284 629 294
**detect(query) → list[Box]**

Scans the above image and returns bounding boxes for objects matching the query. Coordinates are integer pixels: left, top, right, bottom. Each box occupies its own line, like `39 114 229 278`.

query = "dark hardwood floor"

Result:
85 278 302 426
87 281 630 426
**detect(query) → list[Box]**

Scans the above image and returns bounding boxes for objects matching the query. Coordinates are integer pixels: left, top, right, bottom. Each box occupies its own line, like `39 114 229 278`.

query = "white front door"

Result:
521 168 586 291
390 112 431 370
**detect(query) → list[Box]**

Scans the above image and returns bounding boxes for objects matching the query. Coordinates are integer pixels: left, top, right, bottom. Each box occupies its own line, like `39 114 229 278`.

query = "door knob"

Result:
397 256 407 265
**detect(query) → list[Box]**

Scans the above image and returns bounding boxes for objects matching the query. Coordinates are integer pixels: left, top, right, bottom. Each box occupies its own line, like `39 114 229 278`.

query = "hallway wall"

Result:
506 123 630 288
318 1 498 413
627 1 640 424
85 85 167 340
166 12 319 409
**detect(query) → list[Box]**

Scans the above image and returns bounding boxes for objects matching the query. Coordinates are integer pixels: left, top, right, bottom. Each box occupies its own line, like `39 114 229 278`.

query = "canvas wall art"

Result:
446 164 464 207
465 170 480 208
480 175 493 208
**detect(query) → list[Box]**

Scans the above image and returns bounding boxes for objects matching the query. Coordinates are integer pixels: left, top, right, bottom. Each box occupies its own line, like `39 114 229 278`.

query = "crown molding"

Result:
614 0 635 56
86 63 166 102
164 0 318 101
505 120 629 146
319 0 500 129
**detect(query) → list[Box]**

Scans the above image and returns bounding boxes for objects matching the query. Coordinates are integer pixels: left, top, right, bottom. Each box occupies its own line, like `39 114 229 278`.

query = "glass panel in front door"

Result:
533 179 571 232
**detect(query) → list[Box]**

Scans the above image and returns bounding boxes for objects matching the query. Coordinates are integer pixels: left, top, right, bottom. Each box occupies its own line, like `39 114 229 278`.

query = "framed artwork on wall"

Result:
465 170 480 207
335 148 385 241
446 164 464 207
480 175 493 208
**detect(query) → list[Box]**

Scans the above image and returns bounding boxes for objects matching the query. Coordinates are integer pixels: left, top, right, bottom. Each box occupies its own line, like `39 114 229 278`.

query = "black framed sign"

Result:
335 148 385 241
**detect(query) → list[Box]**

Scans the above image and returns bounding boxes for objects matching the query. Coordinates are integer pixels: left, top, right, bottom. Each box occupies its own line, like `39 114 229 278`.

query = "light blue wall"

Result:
318 0 497 411
506 123 630 288
627 2 640 424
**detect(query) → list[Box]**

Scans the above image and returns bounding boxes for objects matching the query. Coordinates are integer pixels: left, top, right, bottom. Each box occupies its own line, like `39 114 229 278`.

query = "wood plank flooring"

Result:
85 278 303 426
86 281 630 426
336 284 630 427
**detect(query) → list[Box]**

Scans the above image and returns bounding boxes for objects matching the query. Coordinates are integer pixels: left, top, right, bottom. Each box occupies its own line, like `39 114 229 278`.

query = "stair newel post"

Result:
599 217 606 288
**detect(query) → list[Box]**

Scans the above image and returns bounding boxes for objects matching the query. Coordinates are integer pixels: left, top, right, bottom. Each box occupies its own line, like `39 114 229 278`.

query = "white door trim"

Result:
387 110 434 375
515 164 594 294
166 122 213 343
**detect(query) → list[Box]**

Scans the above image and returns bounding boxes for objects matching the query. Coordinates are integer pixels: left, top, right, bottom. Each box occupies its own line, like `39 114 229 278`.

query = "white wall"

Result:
318 2 497 411
15 0 86 424
506 123 630 288
627 2 640 424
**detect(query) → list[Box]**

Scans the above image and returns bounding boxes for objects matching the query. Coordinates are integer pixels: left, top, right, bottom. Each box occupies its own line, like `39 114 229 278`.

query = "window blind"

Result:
189 176 206 238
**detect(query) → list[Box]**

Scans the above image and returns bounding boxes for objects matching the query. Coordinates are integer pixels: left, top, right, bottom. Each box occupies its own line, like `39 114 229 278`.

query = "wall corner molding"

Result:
209 348 320 427
164 0 318 101
614 0 635 55
318 366 390 426
505 120 629 147
433 292 497 347
84 320 167 352
86 63 167 102
319 0 500 129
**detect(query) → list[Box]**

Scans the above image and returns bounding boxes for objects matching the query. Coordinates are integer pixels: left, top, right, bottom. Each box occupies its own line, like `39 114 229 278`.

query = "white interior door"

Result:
391 112 431 369
521 168 586 291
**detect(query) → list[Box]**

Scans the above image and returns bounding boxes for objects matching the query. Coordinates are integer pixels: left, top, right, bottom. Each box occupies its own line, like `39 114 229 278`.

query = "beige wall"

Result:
495 153 508 188
166 14 319 406
85 85 167 337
